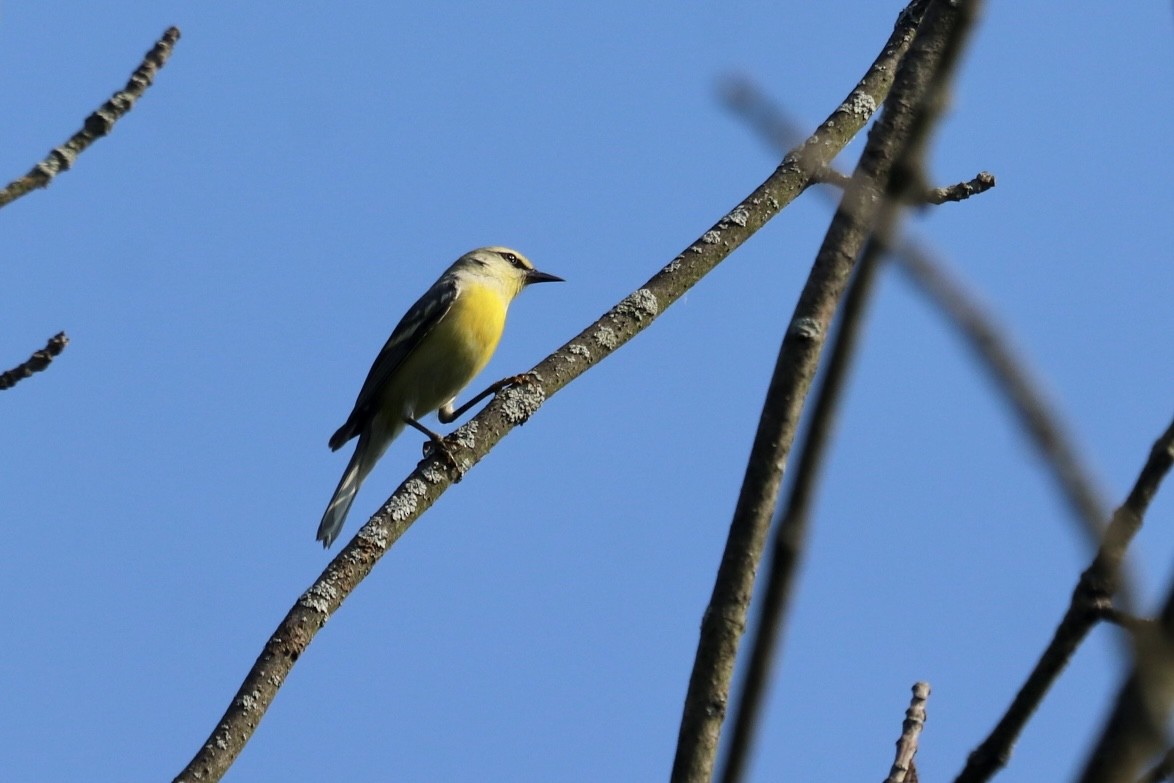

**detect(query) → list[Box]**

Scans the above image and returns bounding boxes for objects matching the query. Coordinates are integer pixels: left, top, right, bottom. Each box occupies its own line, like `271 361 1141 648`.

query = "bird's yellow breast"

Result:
443 281 508 373
387 280 508 419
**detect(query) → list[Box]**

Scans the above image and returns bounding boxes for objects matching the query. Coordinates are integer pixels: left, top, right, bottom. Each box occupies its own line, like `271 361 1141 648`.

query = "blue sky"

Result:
3 3 1172 781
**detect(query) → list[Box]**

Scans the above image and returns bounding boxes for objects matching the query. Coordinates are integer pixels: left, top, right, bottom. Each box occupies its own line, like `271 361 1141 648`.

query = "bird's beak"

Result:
525 269 564 285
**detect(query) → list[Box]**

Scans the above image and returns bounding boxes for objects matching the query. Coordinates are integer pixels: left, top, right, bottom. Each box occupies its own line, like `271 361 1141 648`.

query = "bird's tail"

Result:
317 445 365 548
316 419 403 548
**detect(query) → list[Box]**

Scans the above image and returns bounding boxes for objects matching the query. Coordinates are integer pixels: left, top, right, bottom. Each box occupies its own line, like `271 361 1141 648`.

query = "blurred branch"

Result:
715 1 980 778
674 2 972 781
0 332 69 390
720 74 1112 555
886 683 932 783
1076 418 1174 783
171 3 933 780
1098 606 1158 637
1139 747 1174 783
890 243 1115 548
958 415 1174 783
0 27 180 209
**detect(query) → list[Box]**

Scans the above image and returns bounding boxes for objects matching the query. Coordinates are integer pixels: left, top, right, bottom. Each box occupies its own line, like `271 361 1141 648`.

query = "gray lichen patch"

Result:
593 325 619 350
843 92 877 120
387 478 427 521
298 581 340 614
789 317 823 341
612 289 659 322
500 380 545 424
724 206 750 227
568 343 592 362
451 420 478 450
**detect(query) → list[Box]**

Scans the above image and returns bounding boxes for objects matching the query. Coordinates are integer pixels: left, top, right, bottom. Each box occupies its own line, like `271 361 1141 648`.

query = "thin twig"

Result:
672 3 966 781
0 333 69 390
0 27 180 209
1098 606 1159 637
957 416 1174 783
924 171 995 203
171 4 929 780
886 683 932 783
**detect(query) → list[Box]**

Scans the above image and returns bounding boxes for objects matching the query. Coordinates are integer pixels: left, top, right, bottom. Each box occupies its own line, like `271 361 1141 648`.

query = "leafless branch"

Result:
923 171 996 203
0 27 180 209
1098 606 1159 637
957 416 1174 783
717 214 887 783
1075 419 1174 783
714 0 981 777
886 683 932 783
0 332 69 390
674 2 974 781
720 74 1112 555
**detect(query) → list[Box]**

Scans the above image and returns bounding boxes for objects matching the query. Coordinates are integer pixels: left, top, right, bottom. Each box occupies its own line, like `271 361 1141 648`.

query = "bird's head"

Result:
456 246 563 300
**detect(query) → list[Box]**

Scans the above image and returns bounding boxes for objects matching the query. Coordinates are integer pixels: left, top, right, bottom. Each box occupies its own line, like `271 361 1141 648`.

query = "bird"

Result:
317 246 563 547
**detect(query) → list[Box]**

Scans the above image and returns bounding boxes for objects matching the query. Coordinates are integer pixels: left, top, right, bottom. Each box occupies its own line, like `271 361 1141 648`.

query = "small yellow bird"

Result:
317 246 563 547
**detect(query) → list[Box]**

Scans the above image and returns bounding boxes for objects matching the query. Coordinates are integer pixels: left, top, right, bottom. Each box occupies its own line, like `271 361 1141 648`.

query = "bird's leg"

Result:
436 373 533 424
404 416 461 475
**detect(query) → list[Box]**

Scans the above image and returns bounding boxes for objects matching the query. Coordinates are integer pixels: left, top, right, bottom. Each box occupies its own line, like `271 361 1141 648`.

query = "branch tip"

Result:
1 332 69 390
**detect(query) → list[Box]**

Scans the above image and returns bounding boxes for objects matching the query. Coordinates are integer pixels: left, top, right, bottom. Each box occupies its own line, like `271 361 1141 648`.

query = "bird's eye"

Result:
503 252 523 268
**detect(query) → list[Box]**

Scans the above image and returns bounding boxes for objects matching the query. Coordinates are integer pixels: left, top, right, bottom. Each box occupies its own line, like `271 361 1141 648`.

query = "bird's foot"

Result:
405 416 464 480
421 434 462 479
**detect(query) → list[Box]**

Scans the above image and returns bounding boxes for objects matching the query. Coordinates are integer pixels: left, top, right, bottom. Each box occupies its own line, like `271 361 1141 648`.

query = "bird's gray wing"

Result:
328 276 459 450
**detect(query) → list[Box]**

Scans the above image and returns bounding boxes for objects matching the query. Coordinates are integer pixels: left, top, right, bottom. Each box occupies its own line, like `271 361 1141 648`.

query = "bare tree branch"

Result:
715 1 979 778
720 75 1112 555
958 415 1174 783
717 211 887 783
0 332 69 390
170 3 935 779
672 2 971 781
0 27 180 209
923 171 996 203
1075 418 1174 783
886 683 932 783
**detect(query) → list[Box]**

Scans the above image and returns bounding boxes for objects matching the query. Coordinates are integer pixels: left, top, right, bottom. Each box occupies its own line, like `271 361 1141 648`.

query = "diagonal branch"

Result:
1 332 69 391
672 1 975 781
720 75 1112 554
1076 418 1174 783
171 3 934 780
0 27 180 209
957 416 1174 783
717 209 887 783
717 3 983 776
